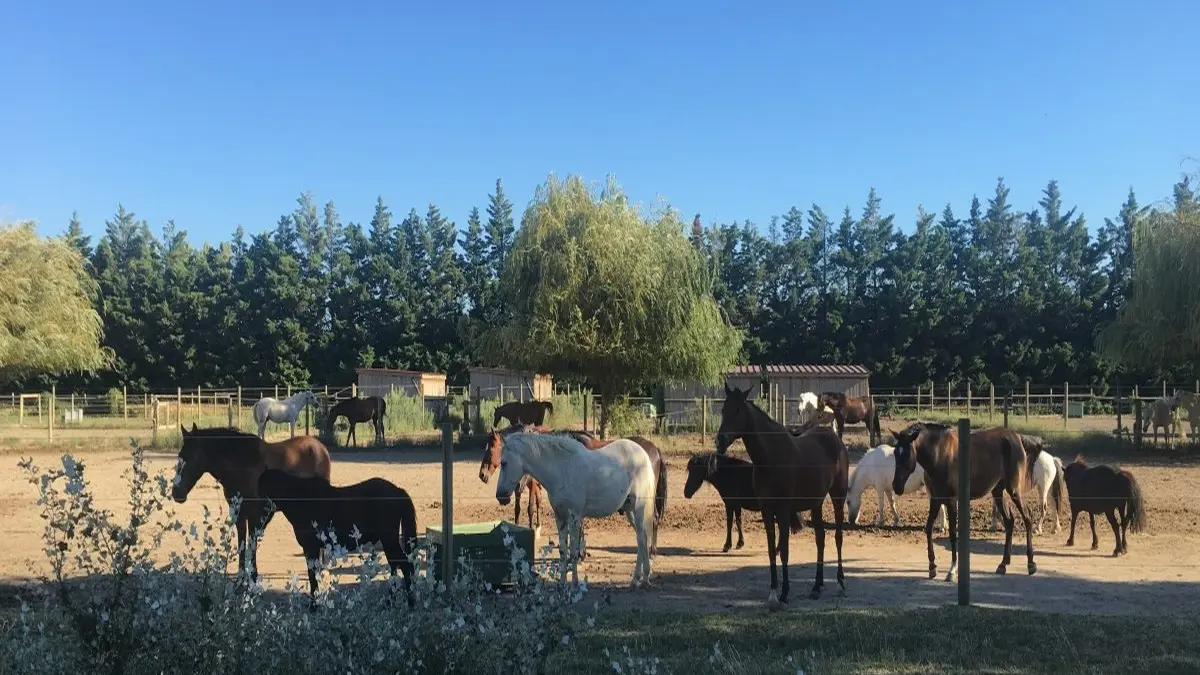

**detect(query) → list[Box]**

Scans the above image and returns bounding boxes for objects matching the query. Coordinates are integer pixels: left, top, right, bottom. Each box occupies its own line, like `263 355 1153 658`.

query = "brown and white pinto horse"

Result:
819 391 882 446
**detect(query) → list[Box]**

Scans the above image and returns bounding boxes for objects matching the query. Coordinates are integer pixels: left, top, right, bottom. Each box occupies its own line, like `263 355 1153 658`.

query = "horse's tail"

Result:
398 487 419 554
378 396 387 423
654 457 668 522
545 399 554 415
869 397 881 441
1049 457 1066 516
1122 469 1148 534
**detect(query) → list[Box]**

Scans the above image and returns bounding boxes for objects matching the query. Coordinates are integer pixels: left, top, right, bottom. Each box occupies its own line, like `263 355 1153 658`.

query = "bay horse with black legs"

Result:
326 395 387 447
716 383 849 609
890 422 1039 583
257 469 417 604
818 392 881 446
171 424 333 579
1062 455 1147 556
493 400 554 427
479 425 547 535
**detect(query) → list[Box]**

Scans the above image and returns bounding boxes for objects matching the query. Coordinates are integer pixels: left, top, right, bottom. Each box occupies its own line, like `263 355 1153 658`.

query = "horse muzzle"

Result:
171 490 188 504
478 470 490 484
496 491 512 507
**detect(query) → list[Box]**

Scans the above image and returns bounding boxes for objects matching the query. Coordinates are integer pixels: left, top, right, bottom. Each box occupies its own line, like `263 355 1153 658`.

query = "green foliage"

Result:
105 388 124 416
0 221 111 384
484 174 743 405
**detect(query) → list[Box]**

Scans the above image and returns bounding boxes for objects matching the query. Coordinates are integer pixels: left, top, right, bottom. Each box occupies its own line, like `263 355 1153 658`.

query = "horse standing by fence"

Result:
847 444 946 531
818 392 882 447
1062 456 1147 556
257 469 417 603
171 424 333 579
717 383 849 608
1179 391 1200 441
493 400 554 427
890 422 1039 583
252 391 319 439
1142 392 1184 444
682 451 803 552
326 395 387 447
493 432 657 588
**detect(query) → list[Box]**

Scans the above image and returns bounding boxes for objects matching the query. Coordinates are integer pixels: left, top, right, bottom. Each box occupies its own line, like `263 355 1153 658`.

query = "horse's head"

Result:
1063 454 1088 482
303 390 319 408
716 383 755 455
172 423 208 503
494 434 532 507
683 453 717 499
479 431 503 483
889 423 927 495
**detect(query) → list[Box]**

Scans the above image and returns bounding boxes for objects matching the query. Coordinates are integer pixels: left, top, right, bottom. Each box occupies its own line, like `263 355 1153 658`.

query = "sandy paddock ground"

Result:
2 428 1199 619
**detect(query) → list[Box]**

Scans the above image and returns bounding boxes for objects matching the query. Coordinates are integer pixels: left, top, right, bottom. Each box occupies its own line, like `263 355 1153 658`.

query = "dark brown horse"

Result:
717 383 849 608
818 391 882 446
171 424 333 579
683 451 803 552
493 399 554 427
1062 455 1147 556
890 422 1039 582
327 395 387 447
258 469 417 604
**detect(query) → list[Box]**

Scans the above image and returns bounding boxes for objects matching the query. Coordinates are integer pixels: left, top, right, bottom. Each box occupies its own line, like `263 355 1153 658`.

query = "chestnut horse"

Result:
171 424 333 579
493 400 554 427
717 383 849 608
818 392 882 446
890 422 1039 583
479 425 548 534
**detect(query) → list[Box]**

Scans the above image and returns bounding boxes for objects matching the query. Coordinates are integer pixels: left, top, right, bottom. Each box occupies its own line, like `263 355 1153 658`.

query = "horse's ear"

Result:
180 424 188 437
1074 453 1085 464
888 427 906 442
191 422 198 432
724 381 732 396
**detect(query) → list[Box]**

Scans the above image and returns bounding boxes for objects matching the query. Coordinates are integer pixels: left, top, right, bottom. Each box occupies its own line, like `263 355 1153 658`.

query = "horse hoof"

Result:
945 571 956 583
736 541 744 550
1091 542 1099 551
809 588 822 600
928 568 937 580
1065 539 1074 547
996 564 1008 575
722 544 731 553
1028 561 1037 575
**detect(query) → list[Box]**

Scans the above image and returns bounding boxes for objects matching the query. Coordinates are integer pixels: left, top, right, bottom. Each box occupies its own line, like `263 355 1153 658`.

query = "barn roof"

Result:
355 367 445 377
762 364 870 377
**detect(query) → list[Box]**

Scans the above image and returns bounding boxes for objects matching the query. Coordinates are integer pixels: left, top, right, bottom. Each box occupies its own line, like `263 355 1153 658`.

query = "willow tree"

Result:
485 174 743 435
0 221 111 385
1097 174 1200 371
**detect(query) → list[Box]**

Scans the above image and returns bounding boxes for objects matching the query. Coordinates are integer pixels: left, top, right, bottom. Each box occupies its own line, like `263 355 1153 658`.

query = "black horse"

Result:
683 451 803 553
257 470 417 603
1063 456 1148 556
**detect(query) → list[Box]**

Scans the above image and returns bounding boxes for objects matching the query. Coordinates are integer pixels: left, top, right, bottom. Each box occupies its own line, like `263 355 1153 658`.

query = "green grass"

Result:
556 608 1200 674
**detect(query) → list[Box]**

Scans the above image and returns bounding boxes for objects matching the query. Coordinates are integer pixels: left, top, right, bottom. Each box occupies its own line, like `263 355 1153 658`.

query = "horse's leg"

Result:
1066 507 1079 546
887 488 901 527
514 480 524 528
1007 487 1036 575
831 492 847 594
554 510 570 585
763 509 780 608
989 499 1002 532
735 506 746 549
1088 512 1099 550
924 498 940 579
992 487 1013 574
1119 502 1130 553
875 486 887 527
944 499 959 583
808 505 824 600
235 516 249 577
1104 509 1121 557
722 504 734 552
777 507 793 605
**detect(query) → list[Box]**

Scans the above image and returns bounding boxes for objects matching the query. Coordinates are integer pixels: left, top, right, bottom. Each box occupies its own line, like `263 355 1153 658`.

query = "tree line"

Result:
12 172 1200 393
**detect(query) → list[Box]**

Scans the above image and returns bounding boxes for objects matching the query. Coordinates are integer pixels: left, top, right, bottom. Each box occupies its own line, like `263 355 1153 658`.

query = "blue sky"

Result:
1 1 1196 246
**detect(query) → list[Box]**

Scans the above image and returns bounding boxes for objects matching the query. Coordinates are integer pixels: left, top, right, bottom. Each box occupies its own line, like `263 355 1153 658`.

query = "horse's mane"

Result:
688 451 749 476
504 431 589 458
185 427 262 462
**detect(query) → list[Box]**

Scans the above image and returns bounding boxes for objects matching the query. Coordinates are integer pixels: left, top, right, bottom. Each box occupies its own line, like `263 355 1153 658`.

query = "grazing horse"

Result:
891 422 1039 582
818 392 882 447
847 444 946 531
717 383 849 608
493 400 555 428
326 395 387 447
252 390 318 439
682 452 803 552
171 424 333 579
258 469 417 601
1062 456 1147 556
494 432 657 588
988 434 1066 535
479 426 546 534
1142 392 1183 444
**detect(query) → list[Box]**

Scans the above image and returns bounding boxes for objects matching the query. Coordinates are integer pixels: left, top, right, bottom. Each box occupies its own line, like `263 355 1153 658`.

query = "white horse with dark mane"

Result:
797 391 834 426
252 391 318 439
848 444 947 531
494 431 657 588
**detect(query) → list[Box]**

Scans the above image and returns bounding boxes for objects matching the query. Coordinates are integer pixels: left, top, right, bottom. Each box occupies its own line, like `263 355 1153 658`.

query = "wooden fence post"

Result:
1003 392 1010 428
958 417 971 607
49 386 56 441
122 386 128 426
947 382 951 417
1133 398 1143 448
177 387 183 428
196 385 202 426
227 396 234 427
1064 381 1069 428
237 386 243 429
782 393 788 426
1024 381 1030 423
989 383 995 422
916 385 922 415
701 395 709 438
1115 382 1123 436
966 383 972 417
151 396 159 445
441 422 455 597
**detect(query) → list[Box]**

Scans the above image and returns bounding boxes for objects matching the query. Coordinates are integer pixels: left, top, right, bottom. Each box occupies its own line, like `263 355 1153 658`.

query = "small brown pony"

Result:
171 424 333 579
1062 455 1147 556
493 400 554 427
818 391 882 446
326 395 387 446
890 422 1039 582
479 424 548 534
717 383 849 608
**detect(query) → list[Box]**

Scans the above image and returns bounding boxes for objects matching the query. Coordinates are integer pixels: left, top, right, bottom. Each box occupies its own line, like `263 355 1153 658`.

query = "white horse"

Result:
848 444 947 532
1179 391 1200 441
252 391 318 439
797 391 833 426
989 436 1066 535
1142 391 1183 444
494 432 657 588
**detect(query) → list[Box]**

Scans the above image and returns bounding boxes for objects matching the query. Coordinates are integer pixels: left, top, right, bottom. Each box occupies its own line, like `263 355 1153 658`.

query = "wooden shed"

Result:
662 365 765 417
761 364 871 400
468 367 554 401
355 368 448 398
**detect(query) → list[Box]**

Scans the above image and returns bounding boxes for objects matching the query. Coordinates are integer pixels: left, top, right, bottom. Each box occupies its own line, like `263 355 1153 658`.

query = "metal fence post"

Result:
441 422 455 596
957 417 971 607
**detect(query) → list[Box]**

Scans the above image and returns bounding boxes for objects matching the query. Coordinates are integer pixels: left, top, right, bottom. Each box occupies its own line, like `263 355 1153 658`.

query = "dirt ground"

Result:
3 426 1199 619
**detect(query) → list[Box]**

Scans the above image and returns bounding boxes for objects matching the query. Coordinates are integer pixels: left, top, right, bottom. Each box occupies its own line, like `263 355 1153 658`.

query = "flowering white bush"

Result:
2 439 608 675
